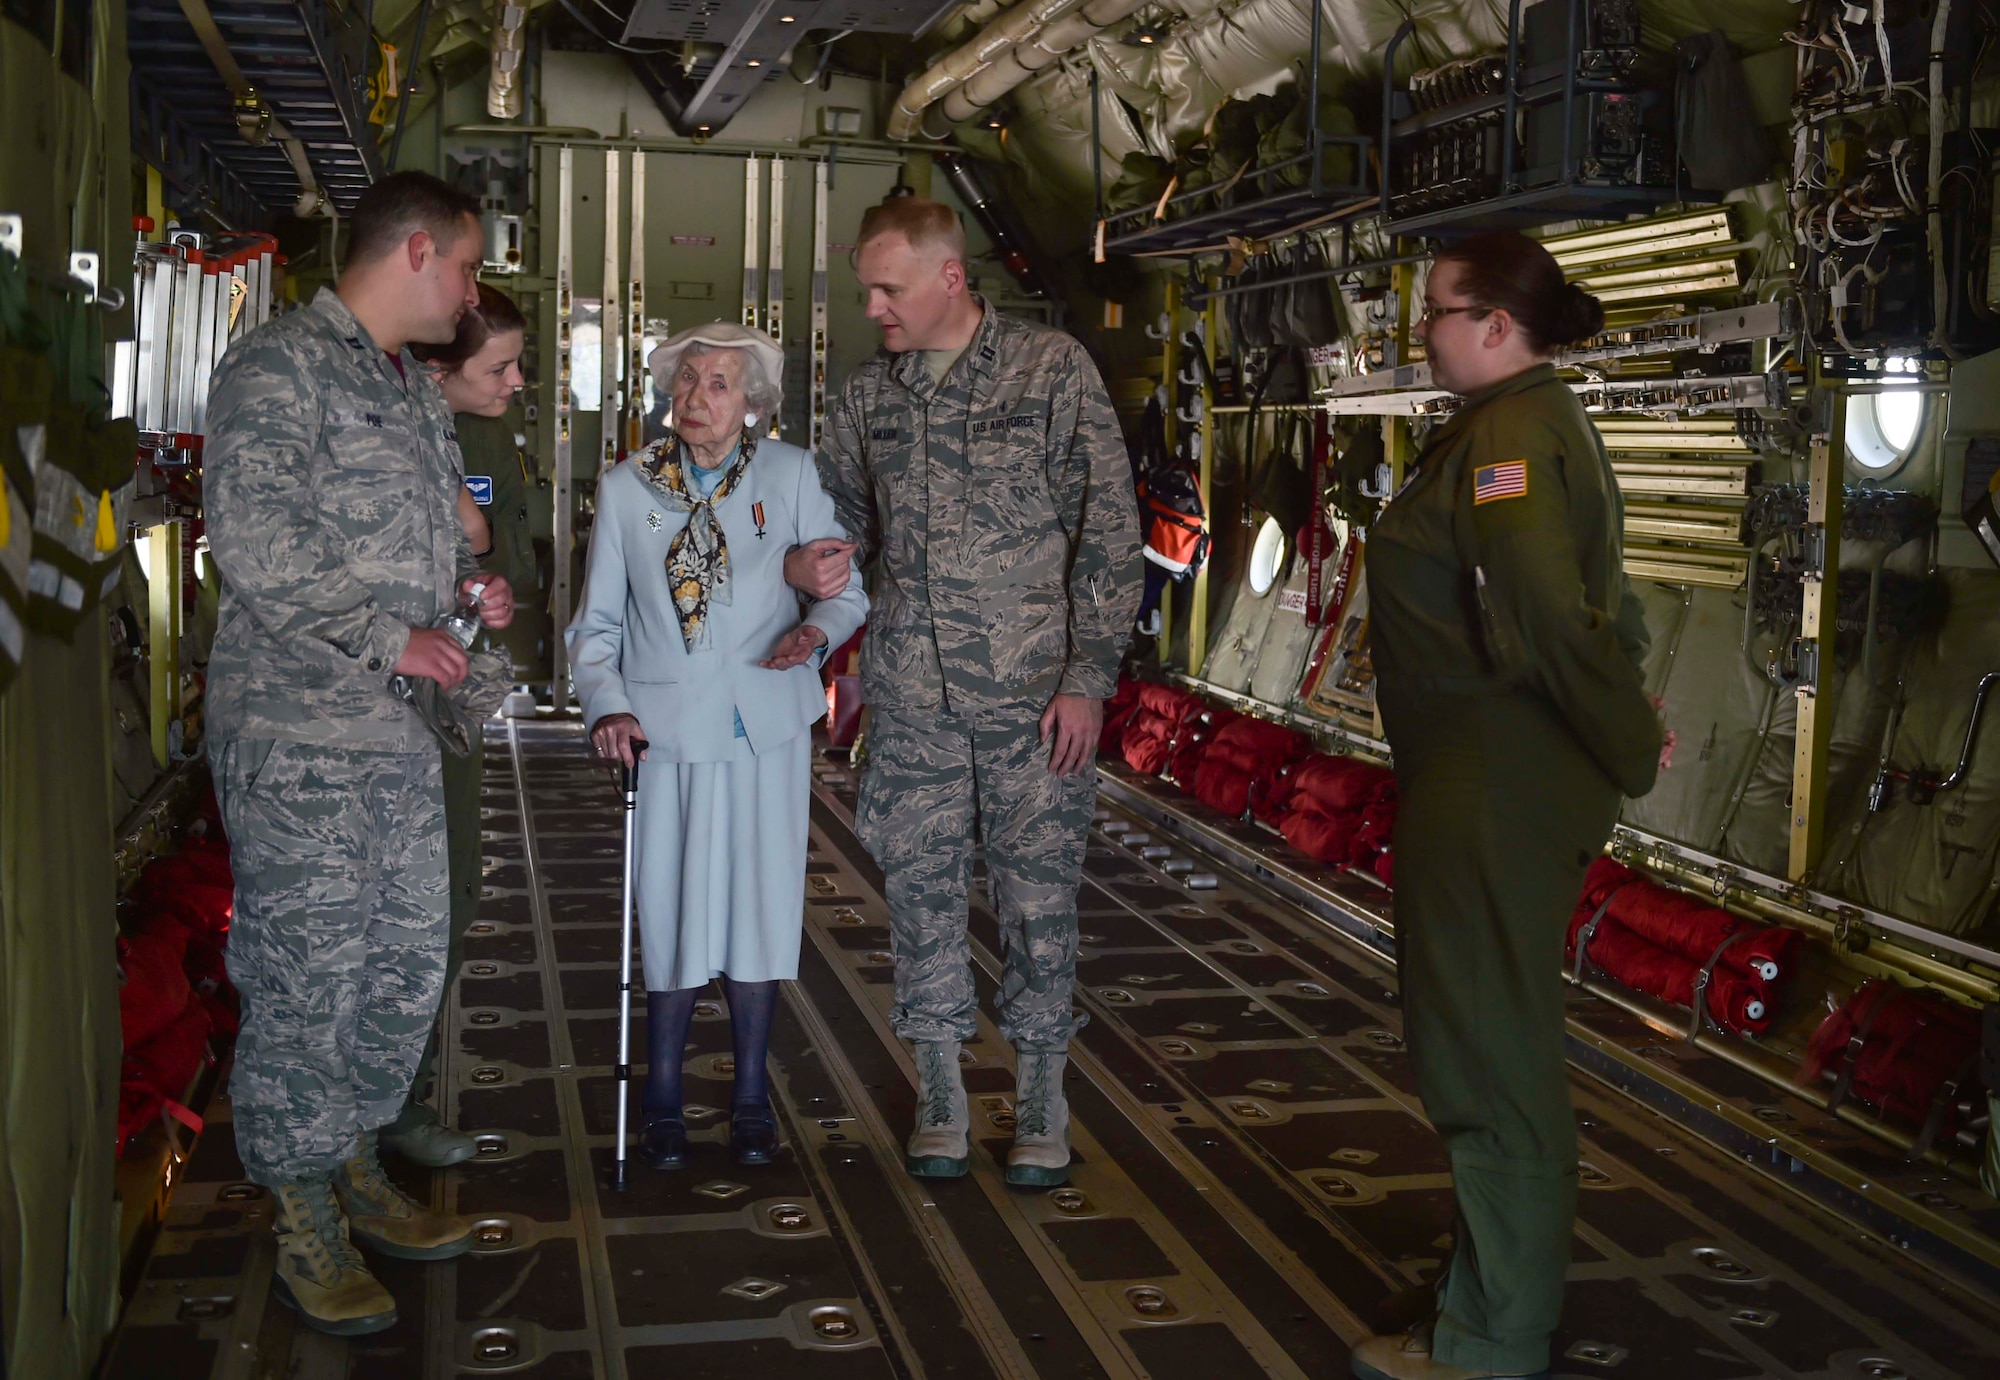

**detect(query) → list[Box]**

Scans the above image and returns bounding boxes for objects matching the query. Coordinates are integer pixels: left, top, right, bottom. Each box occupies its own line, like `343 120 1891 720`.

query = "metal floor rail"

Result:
103 723 2000 1379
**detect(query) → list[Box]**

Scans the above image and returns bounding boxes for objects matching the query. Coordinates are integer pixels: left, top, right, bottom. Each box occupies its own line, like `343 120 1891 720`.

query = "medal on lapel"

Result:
752 501 767 539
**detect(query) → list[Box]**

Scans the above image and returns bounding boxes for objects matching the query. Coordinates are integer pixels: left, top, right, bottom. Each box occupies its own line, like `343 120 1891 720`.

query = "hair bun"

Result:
1555 283 1605 346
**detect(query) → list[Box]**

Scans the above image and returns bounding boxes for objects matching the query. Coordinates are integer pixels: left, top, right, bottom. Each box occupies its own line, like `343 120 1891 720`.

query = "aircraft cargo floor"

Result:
104 721 2000 1379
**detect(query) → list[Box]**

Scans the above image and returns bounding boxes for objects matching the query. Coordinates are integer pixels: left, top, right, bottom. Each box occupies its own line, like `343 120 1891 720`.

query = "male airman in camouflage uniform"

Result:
801 198 1140 1186
204 172 516 1336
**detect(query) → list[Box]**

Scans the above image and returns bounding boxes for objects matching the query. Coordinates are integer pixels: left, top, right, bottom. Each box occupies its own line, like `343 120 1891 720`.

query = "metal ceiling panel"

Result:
620 0 958 130
621 0 958 40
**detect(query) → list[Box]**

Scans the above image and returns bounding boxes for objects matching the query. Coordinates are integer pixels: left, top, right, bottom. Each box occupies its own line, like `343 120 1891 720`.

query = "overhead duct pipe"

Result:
487 0 529 119
935 0 1150 130
886 0 1096 140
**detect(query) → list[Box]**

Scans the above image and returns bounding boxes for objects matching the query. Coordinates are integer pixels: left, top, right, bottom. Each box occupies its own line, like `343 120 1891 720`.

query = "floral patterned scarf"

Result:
638 425 758 651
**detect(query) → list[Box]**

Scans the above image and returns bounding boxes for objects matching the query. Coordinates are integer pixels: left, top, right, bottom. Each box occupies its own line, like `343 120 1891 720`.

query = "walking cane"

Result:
613 738 649 1191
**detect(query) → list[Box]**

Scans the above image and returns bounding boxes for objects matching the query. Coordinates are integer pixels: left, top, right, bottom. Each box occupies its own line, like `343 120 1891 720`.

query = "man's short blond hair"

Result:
856 197 967 264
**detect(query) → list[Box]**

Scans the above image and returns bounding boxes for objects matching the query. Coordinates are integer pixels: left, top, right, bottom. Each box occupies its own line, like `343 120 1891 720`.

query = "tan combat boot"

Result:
334 1131 475 1260
1006 1049 1072 1187
905 1040 970 1178
269 1176 398 1336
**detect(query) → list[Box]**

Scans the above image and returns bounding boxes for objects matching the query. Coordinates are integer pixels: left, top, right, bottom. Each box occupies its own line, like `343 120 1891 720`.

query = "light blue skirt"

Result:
632 734 809 991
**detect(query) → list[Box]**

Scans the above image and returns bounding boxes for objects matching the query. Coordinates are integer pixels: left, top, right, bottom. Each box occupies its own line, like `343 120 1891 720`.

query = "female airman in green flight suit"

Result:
1350 233 1664 1380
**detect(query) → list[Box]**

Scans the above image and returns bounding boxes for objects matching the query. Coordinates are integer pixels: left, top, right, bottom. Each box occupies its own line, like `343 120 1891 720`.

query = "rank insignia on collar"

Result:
1473 460 1529 504
646 511 663 530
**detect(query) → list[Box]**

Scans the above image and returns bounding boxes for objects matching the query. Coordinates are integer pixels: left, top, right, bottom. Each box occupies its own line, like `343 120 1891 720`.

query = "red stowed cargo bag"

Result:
1802 981 1984 1130
1169 706 1240 793
1121 683 1206 776
1192 716 1308 819
1100 678 1143 759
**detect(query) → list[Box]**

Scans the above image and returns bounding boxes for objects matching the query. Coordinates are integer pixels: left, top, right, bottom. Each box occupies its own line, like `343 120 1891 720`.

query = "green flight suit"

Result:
456 413 537 600
1366 363 1661 1374
405 412 533 1119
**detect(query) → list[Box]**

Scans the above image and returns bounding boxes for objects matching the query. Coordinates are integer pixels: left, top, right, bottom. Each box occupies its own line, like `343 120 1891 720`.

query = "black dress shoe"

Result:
731 1105 779 1165
638 1116 688 1170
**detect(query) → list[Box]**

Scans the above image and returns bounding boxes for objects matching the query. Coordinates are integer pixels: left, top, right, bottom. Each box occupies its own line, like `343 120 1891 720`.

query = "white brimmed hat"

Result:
646 321 784 394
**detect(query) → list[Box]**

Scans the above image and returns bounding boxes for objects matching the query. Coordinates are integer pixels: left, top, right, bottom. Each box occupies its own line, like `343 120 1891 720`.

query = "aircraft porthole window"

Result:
1248 515 1288 597
1846 361 1926 475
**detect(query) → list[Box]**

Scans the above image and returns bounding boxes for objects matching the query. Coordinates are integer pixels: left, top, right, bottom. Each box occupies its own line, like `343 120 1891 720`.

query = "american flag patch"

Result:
1473 461 1529 505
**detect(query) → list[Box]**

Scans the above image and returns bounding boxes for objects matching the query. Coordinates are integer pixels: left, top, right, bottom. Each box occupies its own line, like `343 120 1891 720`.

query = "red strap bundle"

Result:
1265 752 1398 887
118 919 193 1050
133 839 236 952
1580 859 1802 984
1192 716 1308 820
1121 683 1207 776
1566 903 1772 1032
826 675 864 747
124 992 213 1101
1801 981 1983 1126
1349 786 1398 878
1566 858 1796 1037
1100 678 1143 758
1170 708 1239 792
1137 683 1204 719
116 803 239 1159
1287 754 1394 817
1278 805 1363 865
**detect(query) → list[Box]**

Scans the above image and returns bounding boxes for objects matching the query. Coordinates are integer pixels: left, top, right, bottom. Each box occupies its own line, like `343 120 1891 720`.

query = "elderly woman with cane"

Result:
567 323 866 1168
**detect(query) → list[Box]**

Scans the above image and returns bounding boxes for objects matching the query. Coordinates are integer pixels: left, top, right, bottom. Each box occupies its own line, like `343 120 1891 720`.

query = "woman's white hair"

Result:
680 340 784 422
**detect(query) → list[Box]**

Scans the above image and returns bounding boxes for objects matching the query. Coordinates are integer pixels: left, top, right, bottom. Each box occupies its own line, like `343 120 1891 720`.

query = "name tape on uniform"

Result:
465 475 495 506
1473 460 1528 505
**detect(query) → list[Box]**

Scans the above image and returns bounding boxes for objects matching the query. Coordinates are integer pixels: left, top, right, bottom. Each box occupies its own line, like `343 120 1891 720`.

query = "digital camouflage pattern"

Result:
204 287 475 751
821 303 1139 1052
857 708 1096 1049
816 298 1142 721
211 738 449 1185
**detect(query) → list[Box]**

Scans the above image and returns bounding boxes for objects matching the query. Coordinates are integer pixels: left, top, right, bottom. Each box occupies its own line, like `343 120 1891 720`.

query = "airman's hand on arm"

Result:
783 540 858 602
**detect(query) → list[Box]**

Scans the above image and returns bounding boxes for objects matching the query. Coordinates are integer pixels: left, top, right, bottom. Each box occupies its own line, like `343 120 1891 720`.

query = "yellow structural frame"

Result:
1788 381 1846 881
146 522 184 768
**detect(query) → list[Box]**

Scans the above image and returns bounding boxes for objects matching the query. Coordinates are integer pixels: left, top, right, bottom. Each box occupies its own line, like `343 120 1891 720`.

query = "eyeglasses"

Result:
1416 303 1488 327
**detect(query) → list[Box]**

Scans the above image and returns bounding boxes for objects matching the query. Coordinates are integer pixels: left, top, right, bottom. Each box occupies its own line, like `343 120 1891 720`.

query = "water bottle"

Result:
390 582 485 701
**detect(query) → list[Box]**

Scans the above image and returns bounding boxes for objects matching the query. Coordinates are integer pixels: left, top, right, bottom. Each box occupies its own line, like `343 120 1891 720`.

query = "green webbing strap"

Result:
0 239 46 350
48 286 108 414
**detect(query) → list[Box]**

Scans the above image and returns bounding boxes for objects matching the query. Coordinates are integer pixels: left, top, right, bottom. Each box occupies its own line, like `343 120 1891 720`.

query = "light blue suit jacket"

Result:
566 441 867 762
